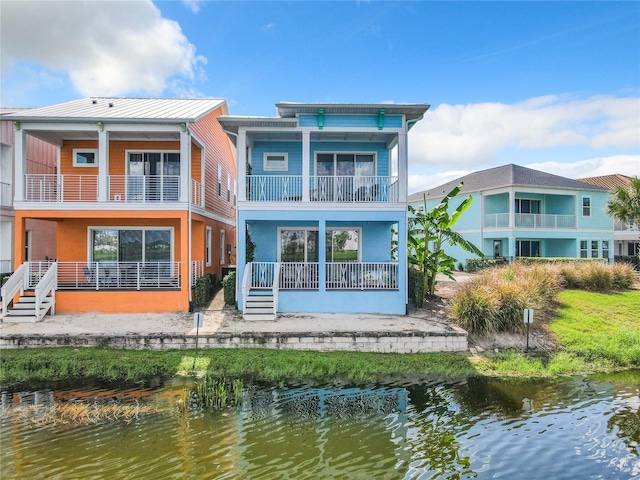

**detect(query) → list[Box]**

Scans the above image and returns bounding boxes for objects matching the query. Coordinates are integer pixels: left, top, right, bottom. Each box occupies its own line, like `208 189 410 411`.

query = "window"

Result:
25 230 32 261
126 151 180 201
602 240 610 259
516 240 540 257
220 230 225 264
515 199 541 214
233 181 237 206
326 229 360 262
263 153 288 172
591 240 599 258
315 153 375 177
205 227 212 266
580 240 588 258
218 165 222 197
227 174 231 202
73 149 98 167
90 228 172 263
582 197 591 216
279 229 318 262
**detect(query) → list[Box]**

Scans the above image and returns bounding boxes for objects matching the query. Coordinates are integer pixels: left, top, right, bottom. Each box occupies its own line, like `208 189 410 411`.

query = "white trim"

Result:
263 152 289 172
313 151 377 176
277 226 319 262
579 239 588 258
236 201 406 212
326 227 362 262
73 148 98 167
87 226 175 263
219 229 225 265
581 196 591 217
514 197 542 214
125 149 181 174
206 226 212 267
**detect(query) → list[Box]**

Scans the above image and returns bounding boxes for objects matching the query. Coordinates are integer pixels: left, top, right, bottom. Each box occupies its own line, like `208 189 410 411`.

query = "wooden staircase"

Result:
3 292 54 323
244 289 276 321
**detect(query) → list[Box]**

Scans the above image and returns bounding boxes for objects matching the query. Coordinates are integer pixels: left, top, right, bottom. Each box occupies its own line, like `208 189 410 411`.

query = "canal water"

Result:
1 372 638 479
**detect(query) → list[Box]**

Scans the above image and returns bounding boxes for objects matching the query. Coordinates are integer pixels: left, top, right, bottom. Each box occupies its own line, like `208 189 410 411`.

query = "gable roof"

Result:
409 164 608 202
4 97 226 123
577 174 632 191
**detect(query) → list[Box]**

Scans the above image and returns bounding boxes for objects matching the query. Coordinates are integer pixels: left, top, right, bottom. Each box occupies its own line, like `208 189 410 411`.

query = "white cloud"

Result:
409 95 640 168
1 1 205 97
182 0 205 13
526 155 640 180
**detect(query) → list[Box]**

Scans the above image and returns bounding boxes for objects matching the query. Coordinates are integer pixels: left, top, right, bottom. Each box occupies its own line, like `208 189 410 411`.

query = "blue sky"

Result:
1 1 638 191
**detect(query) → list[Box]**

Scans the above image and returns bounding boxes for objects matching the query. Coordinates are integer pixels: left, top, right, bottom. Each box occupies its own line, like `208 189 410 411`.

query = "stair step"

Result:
11 303 49 311
247 295 273 301
244 307 274 314
245 301 273 308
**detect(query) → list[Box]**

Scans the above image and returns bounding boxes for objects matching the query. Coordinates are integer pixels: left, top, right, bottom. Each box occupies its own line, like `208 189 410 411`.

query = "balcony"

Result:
484 213 577 229
55 261 181 290
22 174 203 206
614 220 639 232
245 175 399 203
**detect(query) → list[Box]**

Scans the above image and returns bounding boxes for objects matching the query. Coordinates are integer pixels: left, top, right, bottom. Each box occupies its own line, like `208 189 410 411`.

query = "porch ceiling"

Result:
27 129 181 146
247 130 397 144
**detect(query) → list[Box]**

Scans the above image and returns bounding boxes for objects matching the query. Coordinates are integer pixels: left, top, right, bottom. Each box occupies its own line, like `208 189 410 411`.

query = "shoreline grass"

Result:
1 289 638 387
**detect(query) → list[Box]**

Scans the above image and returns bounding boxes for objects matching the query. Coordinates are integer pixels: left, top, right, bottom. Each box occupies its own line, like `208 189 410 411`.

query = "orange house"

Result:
2 98 236 317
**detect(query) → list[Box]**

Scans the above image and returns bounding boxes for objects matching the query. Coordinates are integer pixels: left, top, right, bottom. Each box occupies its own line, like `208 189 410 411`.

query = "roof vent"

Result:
92 99 97 104
108 103 114 108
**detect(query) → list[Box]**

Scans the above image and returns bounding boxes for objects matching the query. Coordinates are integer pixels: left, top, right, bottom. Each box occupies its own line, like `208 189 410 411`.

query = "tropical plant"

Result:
607 176 640 256
408 182 483 296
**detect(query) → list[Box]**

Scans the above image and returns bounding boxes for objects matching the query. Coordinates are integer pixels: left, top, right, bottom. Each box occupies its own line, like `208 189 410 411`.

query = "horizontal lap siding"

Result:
299 114 403 128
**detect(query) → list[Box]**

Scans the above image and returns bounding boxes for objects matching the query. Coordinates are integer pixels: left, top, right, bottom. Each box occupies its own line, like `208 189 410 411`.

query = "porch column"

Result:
397 132 407 202
97 129 109 202
180 128 191 203
237 216 247 310
508 235 516 262
509 190 515 228
13 126 25 202
302 131 310 202
237 128 247 202
398 214 408 309
318 219 326 293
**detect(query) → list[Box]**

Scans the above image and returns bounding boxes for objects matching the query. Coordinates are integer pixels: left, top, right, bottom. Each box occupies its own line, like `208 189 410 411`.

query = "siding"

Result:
299 114 403 128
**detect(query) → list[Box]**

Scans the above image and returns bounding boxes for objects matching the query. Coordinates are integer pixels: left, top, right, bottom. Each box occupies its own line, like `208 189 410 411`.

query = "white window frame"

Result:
205 226 212 267
227 173 231 202
514 198 541 214
218 165 222 196
73 148 98 167
602 239 610 259
220 229 225 265
591 240 599 258
87 226 174 263
313 151 377 176
277 227 319 263
580 239 588 258
582 196 591 217
263 152 289 172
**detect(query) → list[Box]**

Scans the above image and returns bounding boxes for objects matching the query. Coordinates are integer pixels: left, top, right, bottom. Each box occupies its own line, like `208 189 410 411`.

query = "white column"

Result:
302 131 310 202
98 129 109 202
13 127 26 202
180 129 191 203
318 219 326 293
397 132 407 202
509 189 515 228
237 128 247 202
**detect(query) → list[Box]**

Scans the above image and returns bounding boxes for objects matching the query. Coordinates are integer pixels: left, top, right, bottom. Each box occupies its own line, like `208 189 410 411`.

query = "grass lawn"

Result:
1 289 638 386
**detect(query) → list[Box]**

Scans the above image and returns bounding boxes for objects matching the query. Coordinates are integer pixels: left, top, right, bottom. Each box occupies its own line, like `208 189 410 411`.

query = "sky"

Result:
1 0 638 193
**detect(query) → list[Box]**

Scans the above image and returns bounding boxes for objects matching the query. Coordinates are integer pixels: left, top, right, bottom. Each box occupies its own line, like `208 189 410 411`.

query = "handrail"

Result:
272 262 281 317
34 262 57 320
1 263 26 317
241 262 252 319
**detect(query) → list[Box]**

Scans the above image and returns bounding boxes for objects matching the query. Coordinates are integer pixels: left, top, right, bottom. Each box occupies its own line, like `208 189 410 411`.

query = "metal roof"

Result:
409 164 608 202
577 174 633 191
5 97 226 123
217 116 298 133
275 102 430 125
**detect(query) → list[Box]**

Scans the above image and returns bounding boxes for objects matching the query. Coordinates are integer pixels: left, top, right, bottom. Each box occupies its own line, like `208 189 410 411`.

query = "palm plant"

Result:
408 182 483 296
607 176 640 257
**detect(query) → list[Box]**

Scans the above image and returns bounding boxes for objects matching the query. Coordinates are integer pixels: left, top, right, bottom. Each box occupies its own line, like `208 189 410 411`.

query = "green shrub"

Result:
465 258 506 273
449 286 498 335
611 263 637 289
408 267 425 308
516 257 606 265
223 271 236 306
194 273 217 308
614 255 639 270
558 262 635 292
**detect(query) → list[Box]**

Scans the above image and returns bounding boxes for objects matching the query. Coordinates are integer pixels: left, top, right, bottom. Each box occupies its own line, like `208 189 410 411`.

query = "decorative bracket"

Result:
97 122 104 132
378 109 385 130
13 121 20 131
318 108 324 130
180 123 188 133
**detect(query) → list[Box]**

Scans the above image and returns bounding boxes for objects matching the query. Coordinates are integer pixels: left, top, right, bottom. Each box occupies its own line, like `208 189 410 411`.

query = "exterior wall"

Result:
577 191 613 230
484 193 508 214
299 114 403 129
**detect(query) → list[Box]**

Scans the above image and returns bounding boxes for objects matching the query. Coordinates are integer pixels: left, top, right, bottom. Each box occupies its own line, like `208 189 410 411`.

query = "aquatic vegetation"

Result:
192 375 243 410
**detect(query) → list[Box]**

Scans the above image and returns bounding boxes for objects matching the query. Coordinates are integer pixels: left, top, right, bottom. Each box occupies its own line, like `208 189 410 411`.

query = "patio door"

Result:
315 153 375 201
278 228 319 289
127 152 179 202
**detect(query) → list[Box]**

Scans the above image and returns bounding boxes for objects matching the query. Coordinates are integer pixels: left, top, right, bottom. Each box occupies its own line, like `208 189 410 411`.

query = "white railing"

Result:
614 220 639 232
279 262 319 289
1 181 12 207
515 213 576 229
484 213 510 228
326 262 398 290
249 261 278 288
56 261 180 290
1 263 26 317
191 179 204 207
25 174 98 202
246 175 303 202
109 175 180 203
34 262 57 320
191 260 204 285
26 260 56 288
0 260 12 275
310 176 399 203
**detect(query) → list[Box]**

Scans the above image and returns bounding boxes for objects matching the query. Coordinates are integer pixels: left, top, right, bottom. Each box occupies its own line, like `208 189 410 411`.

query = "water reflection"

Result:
1 372 638 479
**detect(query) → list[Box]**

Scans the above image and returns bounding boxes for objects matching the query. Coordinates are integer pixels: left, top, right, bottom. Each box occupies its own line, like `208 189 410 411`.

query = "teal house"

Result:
219 102 429 319
408 164 615 266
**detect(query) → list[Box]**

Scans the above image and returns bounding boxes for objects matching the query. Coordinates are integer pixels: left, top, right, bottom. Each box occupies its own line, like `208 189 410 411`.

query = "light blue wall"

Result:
310 142 389 176
578 191 613 230
251 142 302 176
299 114 403 128
545 238 576 257
485 193 508 214
278 290 405 314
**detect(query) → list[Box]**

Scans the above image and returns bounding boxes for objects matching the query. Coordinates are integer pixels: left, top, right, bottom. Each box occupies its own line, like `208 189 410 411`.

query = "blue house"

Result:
408 164 615 266
219 102 429 319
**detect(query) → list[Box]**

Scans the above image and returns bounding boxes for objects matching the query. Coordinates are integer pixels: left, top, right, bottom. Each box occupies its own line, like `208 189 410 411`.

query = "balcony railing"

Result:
1 181 12 207
280 262 319 289
56 261 180 290
484 213 577 229
244 175 399 203
614 220 639 232
22 174 203 206
326 262 398 290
